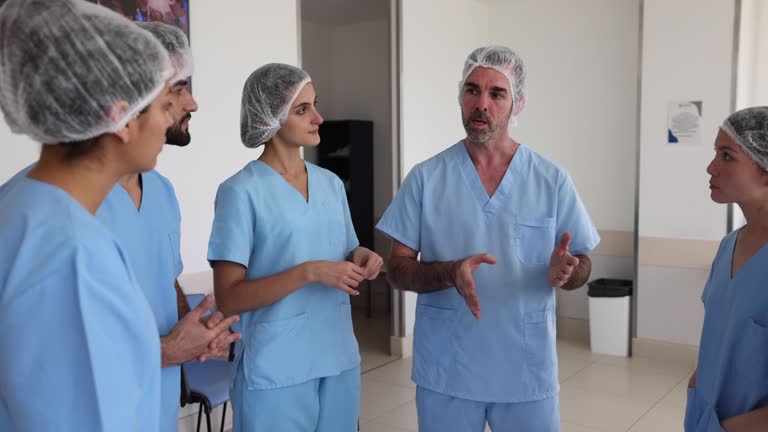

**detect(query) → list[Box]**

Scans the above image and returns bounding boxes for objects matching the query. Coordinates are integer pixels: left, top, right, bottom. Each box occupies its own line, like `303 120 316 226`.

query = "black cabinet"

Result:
317 120 374 250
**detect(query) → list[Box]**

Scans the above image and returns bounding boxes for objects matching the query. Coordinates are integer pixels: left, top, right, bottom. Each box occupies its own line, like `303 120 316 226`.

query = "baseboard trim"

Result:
390 335 413 358
631 337 698 366
557 316 590 345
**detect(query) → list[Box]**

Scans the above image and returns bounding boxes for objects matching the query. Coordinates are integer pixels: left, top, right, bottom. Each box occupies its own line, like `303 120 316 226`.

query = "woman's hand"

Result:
351 247 384 280
307 261 365 295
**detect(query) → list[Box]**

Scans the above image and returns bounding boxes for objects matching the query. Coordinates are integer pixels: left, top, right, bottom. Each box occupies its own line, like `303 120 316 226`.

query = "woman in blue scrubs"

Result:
208 63 384 432
685 106 768 431
0 1 175 430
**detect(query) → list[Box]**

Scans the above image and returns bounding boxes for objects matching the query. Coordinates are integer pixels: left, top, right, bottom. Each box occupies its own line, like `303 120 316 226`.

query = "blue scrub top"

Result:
97 170 183 432
377 142 600 403
0 177 161 431
207 161 360 391
686 228 768 431
0 163 31 200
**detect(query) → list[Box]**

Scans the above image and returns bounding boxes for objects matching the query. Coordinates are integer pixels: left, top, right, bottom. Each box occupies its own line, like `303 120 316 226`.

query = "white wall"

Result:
732 0 768 228
400 0 490 335
0 111 38 183
399 0 641 334
488 0 641 321
0 1 300 278
490 0 639 233
636 0 734 346
159 0 299 275
738 0 768 109
174 0 299 426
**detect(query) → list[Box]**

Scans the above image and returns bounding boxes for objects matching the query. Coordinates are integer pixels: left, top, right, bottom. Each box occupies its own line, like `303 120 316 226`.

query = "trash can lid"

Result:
587 278 633 297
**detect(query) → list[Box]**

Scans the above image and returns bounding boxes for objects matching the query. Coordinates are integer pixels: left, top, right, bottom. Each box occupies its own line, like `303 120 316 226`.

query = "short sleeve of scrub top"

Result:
338 176 359 255
0 179 161 432
208 182 254 268
554 172 601 256
376 166 423 252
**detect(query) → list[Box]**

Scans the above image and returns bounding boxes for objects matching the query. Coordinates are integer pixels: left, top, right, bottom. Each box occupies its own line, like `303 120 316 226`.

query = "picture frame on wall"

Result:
87 0 192 92
87 0 190 36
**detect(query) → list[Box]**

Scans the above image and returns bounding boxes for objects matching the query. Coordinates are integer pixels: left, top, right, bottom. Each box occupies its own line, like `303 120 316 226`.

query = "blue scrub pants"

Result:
231 363 360 432
416 386 560 432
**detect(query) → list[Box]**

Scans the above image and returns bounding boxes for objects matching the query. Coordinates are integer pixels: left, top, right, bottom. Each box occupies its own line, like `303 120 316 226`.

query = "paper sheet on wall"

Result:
667 101 702 144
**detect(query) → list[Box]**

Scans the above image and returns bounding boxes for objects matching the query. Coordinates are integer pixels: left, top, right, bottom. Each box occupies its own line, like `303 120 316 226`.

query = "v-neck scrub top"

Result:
0 177 161 431
685 228 768 431
377 142 600 403
207 161 360 390
97 170 183 432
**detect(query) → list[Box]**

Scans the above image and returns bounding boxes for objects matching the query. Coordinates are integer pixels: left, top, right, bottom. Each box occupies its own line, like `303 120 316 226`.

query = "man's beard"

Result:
166 114 191 146
463 110 497 144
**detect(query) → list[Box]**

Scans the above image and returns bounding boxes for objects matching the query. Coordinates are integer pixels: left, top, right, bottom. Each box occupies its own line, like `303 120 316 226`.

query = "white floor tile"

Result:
362 356 415 389
356 311 400 373
561 362 685 405
360 377 416 421
175 324 689 432
560 421 607 432
559 386 650 432
628 403 685 432
366 400 419 431
359 420 415 432
656 378 691 412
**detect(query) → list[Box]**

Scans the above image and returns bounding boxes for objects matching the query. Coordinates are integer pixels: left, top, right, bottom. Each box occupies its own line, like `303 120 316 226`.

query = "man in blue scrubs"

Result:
377 46 600 432
98 22 241 431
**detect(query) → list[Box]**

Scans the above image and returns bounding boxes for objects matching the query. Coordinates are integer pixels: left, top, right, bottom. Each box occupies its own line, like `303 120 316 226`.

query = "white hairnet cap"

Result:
459 46 527 122
240 63 311 148
0 0 173 144
136 21 193 83
721 106 768 171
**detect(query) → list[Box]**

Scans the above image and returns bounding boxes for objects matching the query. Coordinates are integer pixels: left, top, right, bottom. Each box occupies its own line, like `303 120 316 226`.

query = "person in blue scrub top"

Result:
208 63 384 432
0 0 174 430
0 21 242 431
98 22 242 432
684 107 768 432
377 46 600 432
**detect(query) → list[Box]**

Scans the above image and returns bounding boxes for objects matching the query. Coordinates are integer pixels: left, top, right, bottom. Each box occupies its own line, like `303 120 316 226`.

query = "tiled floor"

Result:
180 312 693 432
359 338 694 432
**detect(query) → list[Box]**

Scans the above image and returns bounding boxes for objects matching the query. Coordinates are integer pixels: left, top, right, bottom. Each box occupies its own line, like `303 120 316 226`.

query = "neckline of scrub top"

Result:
254 159 313 206
115 172 145 214
21 176 97 218
458 140 525 217
728 226 768 281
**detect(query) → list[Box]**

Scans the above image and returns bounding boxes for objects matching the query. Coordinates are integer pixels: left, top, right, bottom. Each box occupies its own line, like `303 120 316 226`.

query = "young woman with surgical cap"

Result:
207 63 384 431
685 107 768 431
0 0 175 430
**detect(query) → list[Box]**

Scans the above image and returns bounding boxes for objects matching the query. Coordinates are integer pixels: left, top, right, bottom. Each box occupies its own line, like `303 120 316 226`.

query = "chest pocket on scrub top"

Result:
515 216 556 265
